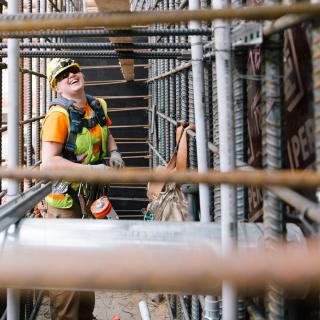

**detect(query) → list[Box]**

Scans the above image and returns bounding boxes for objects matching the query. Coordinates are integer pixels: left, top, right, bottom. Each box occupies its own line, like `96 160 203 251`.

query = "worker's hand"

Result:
109 150 125 168
88 163 111 171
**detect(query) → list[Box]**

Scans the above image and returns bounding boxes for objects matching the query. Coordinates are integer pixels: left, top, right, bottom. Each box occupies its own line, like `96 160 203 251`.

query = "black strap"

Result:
49 95 107 162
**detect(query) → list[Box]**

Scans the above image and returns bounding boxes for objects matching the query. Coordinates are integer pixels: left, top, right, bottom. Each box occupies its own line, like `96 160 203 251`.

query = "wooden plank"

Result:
94 0 134 81
94 0 130 12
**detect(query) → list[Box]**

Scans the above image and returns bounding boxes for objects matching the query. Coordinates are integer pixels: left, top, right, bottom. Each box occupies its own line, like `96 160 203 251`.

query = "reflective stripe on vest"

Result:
45 193 74 209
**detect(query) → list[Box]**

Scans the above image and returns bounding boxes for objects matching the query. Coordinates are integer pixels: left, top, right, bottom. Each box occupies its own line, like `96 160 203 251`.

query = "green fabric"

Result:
45 193 74 209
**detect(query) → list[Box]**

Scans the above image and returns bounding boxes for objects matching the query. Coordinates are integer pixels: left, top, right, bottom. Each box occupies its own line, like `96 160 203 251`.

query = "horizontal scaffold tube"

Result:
1 167 320 188
0 220 308 294
0 3 319 32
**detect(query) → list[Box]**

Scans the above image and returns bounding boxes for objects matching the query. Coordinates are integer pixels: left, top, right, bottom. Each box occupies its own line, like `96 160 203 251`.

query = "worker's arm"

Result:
107 131 125 168
41 141 84 170
107 132 118 153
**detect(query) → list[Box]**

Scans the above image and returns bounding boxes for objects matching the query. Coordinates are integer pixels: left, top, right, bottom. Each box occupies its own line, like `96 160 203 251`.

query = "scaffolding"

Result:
0 0 320 319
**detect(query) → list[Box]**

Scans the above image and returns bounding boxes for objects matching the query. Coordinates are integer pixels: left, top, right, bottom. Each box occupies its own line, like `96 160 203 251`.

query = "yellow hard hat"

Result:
47 58 80 89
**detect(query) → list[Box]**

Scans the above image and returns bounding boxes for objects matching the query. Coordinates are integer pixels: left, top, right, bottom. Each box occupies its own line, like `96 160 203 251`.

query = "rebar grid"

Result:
0 3 320 33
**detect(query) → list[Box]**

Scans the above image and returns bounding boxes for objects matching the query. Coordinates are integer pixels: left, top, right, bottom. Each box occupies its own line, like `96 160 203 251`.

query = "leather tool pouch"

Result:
146 123 195 222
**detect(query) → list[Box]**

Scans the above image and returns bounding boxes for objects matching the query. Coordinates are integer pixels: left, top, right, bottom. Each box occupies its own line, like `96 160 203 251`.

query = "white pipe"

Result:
7 0 20 319
213 0 237 318
0 220 305 293
139 300 151 320
189 0 211 223
82 0 88 12
7 0 19 198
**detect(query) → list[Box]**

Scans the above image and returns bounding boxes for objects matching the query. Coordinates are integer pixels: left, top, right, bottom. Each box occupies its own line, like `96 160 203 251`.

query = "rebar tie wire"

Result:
0 3 319 33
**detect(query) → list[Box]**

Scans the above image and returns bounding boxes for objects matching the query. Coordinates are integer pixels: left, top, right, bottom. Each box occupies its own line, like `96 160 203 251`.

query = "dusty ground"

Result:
36 291 170 320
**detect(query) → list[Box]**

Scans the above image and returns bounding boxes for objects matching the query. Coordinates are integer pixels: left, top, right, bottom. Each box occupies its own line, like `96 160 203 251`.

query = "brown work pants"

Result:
46 203 95 320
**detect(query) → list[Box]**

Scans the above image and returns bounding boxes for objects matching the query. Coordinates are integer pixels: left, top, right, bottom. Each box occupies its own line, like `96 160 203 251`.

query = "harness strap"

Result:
49 95 107 162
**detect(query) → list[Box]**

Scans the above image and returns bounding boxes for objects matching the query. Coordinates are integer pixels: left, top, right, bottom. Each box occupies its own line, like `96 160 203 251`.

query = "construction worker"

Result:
41 58 124 320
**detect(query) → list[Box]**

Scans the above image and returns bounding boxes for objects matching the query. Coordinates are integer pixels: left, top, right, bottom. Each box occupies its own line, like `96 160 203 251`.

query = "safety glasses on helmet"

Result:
55 66 80 83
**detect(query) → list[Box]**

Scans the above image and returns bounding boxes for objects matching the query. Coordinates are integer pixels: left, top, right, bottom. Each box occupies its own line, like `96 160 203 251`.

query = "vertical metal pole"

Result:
189 0 210 223
7 0 20 318
82 0 87 12
213 0 237 318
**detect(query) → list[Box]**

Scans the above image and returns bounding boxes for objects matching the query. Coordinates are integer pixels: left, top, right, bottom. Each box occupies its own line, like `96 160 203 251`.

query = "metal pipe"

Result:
213 0 237 316
0 182 52 232
190 0 210 223
147 142 167 165
82 0 87 12
156 110 178 126
148 62 192 84
139 300 151 320
0 4 319 32
3 166 320 189
263 13 311 36
203 296 220 320
0 220 307 293
7 0 20 317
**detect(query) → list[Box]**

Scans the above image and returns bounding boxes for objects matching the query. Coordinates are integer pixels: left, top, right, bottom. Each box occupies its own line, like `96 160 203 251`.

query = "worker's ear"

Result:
55 83 62 95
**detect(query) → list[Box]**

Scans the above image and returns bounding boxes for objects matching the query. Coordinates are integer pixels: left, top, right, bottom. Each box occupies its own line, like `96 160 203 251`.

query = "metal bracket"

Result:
231 22 263 48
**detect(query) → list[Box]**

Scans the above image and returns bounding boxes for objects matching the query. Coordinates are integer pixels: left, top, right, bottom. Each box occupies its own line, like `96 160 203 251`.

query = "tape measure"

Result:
90 196 112 219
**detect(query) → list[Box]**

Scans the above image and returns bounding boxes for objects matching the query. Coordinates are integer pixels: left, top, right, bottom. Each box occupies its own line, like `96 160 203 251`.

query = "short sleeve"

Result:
97 97 112 126
42 111 69 143
106 116 112 126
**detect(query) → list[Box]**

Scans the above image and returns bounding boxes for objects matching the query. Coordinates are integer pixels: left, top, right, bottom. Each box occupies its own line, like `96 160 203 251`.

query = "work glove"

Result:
88 163 111 171
109 150 125 168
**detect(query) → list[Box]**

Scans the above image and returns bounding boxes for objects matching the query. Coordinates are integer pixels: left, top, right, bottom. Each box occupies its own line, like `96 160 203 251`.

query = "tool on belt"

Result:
90 196 119 220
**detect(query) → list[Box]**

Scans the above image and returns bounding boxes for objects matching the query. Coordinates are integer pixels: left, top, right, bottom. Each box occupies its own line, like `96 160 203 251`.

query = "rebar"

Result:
0 4 320 33
164 57 170 161
181 69 188 122
25 26 33 189
0 42 191 50
212 59 221 222
313 18 320 203
0 50 189 60
263 0 285 317
191 296 200 320
0 28 212 39
188 69 197 169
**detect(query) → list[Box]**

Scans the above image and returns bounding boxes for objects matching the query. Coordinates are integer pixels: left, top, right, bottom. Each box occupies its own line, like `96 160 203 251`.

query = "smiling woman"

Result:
40 58 125 320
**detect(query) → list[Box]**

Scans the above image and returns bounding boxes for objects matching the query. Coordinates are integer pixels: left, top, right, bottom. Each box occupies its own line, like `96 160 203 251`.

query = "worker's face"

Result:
55 67 85 96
